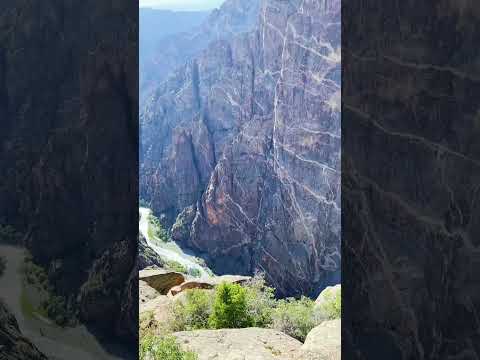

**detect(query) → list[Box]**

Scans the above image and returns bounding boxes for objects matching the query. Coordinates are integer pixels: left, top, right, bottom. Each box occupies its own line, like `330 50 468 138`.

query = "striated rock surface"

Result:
174 328 303 360
343 1 480 359
0 301 47 360
0 0 137 344
140 0 260 105
140 0 341 297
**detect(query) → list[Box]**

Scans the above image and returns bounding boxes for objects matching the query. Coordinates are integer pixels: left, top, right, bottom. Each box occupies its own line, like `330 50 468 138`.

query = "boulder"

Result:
315 285 341 306
140 295 173 325
139 269 185 295
300 320 341 360
174 328 303 360
168 275 251 297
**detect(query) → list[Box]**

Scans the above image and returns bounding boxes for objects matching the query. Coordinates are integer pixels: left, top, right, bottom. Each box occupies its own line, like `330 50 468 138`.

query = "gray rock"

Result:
174 328 303 360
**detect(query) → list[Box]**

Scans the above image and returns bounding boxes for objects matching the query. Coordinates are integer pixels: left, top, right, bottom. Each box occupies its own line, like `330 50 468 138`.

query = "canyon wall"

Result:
140 0 340 297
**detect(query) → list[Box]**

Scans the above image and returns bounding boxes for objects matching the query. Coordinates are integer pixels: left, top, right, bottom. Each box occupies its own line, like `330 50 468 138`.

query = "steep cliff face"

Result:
140 0 340 297
343 1 480 359
140 0 260 105
0 0 137 343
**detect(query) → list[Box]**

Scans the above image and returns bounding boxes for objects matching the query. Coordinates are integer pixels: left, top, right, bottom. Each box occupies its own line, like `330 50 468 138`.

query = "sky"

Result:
139 0 224 11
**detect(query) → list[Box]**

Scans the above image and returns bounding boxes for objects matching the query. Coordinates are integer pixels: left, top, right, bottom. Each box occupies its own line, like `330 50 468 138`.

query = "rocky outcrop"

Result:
139 269 185 295
0 301 47 360
174 328 303 360
301 319 341 360
315 284 340 306
140 0 341 297
139 233 164 270
0 0 137 344
167 275 251 296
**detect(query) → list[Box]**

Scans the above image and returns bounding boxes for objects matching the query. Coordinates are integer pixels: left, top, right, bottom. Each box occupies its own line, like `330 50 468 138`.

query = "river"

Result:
139 207 211 278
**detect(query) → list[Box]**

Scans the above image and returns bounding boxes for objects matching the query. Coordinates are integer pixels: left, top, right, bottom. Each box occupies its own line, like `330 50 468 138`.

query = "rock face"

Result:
139 269 185 294
138 233 164 270
140 0 341 297
342 1 480 359
174 328 303 360
0 0 137 344
0 301 47 360
315 284 340 305
301 319 341 360
167 275 251 296
140 0 260 105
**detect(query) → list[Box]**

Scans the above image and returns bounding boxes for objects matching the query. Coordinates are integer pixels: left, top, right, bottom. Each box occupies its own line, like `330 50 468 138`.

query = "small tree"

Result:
272 297 316 342
170 289 212 331
209 283 252 329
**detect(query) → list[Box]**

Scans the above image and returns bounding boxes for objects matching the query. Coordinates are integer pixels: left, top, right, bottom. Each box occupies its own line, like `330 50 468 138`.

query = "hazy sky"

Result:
139 0 224 11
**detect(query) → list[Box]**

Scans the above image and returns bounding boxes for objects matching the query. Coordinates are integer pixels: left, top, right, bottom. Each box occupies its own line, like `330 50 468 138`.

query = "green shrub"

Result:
272 297 316 342
165 260 187 274
244 273 276 327
170 289 212 331
209 283 252 329
0 224 21 244
148 213 169 242
0 256 6 277
140 333 197 360
42 294 76 327
187 268 202 278
314 287 341 321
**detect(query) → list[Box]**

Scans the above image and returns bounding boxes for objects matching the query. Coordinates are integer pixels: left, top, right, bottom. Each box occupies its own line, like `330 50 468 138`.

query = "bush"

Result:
148 213 169 242
42 294 76 327
187 268 202 278
315 287 341 321
209 283 252 329
165 260 187 274
0 256 6 277
0 224 21 244
244 273 276 327
140 333 197 360
272 297 316 342
170 289 212 331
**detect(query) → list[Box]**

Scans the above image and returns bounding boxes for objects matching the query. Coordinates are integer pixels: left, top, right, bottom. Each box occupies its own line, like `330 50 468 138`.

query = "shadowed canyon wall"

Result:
0 0 138 345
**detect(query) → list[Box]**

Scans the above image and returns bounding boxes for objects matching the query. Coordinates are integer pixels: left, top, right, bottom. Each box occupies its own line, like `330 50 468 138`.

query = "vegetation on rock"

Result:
148 212 169 243
272 297 316 342
0 224 22 244
140 333 198 360
22 254 77 327
209 283 251 329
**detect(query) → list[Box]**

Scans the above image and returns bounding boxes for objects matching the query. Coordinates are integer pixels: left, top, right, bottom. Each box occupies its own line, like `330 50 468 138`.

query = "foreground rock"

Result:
0 301 47 360
315 284 341 306
139 269 185 295
300 320 341 360
174 328 302 360
168 275 251 296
